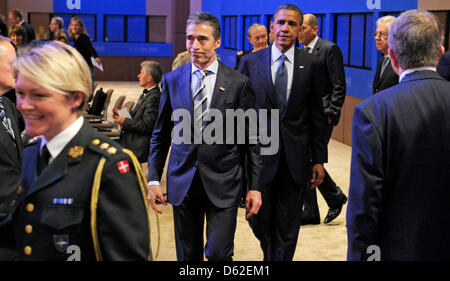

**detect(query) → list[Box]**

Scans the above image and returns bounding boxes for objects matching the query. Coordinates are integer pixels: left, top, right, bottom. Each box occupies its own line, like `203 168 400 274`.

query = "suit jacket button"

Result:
25 225 33 234
24 246 32 255
26 203 34 213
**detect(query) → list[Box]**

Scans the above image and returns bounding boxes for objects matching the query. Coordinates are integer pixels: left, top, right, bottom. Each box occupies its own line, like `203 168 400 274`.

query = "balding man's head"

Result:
0 36 17 93
298 14 319 46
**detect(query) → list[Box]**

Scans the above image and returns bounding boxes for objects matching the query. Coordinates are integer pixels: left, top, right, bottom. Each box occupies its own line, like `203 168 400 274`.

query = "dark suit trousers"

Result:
303 123 345 219
172 171 238 261
248 152 305 261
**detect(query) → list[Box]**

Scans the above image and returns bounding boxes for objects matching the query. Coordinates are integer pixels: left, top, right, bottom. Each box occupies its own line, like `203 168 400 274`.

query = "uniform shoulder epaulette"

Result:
88 137 124 159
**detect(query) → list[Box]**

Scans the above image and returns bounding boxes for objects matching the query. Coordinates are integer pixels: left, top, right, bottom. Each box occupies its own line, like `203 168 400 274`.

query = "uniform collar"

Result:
40 116 84 162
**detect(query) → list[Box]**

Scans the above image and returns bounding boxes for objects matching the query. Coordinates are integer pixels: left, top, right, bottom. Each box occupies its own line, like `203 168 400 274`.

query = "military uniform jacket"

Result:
8 118 151 261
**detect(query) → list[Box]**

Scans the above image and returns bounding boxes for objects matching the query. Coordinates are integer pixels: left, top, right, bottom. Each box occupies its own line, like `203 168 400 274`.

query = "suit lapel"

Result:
312 38 322 56
0 125 20 167
262 47 277 108
284 47 303 116
209 62 229 110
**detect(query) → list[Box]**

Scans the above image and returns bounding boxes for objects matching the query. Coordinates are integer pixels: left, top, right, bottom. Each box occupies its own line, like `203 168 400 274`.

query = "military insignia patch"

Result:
68 146 84 158
53 235 70 252
117 160 130 174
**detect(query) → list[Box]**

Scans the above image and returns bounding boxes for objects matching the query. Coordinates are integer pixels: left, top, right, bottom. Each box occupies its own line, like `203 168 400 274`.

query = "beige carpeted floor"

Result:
97 81 351 261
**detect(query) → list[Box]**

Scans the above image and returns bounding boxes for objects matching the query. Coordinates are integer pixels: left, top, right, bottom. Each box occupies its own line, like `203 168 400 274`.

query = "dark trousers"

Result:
303 123 345 219
172 172 238 261
248 153 306 261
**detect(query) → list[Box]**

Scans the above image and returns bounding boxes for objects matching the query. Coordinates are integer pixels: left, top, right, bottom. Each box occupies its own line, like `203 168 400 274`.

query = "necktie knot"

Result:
143 89 150 94
304 46 311 53
37 144 51 176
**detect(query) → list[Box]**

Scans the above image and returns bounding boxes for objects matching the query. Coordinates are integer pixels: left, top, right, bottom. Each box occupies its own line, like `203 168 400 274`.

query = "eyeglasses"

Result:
373 32 388 38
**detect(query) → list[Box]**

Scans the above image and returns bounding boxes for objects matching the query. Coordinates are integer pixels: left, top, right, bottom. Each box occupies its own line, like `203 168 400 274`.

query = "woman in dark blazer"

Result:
68 16 101 82
6 41 151 261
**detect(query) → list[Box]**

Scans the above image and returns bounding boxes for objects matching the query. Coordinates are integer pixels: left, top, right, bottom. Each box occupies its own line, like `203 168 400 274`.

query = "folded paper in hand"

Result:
91 57 104 72
117 107 131 119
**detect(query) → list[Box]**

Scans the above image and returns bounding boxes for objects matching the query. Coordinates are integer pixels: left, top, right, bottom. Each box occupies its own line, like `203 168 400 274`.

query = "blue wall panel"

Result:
54 0 171 57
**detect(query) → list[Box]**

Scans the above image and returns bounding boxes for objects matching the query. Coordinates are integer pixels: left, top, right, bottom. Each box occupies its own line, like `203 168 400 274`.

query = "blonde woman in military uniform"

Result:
4 41 151 261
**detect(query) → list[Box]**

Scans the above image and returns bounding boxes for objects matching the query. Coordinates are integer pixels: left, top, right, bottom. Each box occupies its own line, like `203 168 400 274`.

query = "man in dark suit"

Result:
147 12 263 261
437 50 450 81
0 36 22 260
8 9 35 43
373 15 398 94
347 10 450 261
113 60 161 163
239 4 328 261
298 14 347 225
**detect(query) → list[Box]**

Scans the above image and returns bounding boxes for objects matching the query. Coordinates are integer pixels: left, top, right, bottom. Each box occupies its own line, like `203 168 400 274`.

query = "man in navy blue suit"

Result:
239 4 328 261
147 12 263 261
347 10 450 261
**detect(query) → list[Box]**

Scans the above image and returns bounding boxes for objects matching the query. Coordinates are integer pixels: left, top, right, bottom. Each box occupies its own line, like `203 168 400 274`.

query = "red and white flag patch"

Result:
117 160 130 174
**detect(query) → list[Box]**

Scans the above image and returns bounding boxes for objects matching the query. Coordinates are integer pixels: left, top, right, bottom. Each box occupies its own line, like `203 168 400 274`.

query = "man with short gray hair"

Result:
373 15 398 94
113 60 162 163
347 10 449 261
49 17 68 44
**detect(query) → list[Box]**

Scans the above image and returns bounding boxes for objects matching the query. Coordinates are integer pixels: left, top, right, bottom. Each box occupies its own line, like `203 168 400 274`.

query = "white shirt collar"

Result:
399 66 436 83
306 36 319 51
40 116 84 163
271 43 295 64
191 57 219 75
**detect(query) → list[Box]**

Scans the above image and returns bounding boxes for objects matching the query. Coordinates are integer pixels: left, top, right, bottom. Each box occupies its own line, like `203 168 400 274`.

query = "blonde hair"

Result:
13 41 92 113
68 16 89 38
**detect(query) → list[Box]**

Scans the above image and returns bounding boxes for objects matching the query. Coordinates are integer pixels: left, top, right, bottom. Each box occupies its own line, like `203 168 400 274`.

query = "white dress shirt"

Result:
399 66 436 83
40 116 84 164
191 58 219 110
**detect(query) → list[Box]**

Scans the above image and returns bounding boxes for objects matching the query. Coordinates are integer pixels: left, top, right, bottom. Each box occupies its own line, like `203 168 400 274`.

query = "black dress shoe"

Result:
300 216 320 225
324 195 347 224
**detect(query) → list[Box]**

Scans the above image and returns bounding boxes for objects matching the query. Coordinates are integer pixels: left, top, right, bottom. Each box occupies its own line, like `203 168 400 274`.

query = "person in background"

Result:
0 16 8 37
8 9 35 43
437 49 450 81
235 23 268 69
373 15 398 94
347 10 449 261
49 17 68 44
298 13 347 225
9 24 27 51
1 41 151 261
68 16 101 83
113 60 161 164
0 36 23 261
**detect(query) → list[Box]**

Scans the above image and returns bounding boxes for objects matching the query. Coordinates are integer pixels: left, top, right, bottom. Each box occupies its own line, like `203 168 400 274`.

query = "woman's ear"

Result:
70 91 86 112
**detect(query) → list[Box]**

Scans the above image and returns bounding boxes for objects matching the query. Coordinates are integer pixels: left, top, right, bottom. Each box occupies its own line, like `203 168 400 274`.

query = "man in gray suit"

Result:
113 60 161 163
298 14 347 225
0 36 23 260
